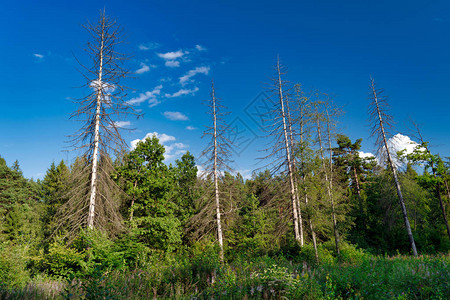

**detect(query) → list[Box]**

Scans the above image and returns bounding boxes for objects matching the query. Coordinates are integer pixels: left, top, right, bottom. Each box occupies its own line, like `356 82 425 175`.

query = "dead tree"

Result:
61 11 137 236
294 84 319 261
312 95 340 256
261 57 301 244
368 77 418 256
200 80 234 262
286 93 304 246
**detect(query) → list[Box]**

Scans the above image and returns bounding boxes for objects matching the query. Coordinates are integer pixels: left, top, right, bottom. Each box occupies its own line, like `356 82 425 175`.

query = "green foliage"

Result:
41 240 86 277
3 249 450 299
115 136 183 251
0 157 43 245
299 243 336 265
37 230 126 278
0 242 30 288
41 160 70 237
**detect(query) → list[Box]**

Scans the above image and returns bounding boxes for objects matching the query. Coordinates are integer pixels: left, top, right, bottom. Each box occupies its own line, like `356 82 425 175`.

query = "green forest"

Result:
1 12 449 300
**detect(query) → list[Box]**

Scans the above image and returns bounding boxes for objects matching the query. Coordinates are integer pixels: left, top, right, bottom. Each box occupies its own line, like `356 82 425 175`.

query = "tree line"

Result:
1 12 450 287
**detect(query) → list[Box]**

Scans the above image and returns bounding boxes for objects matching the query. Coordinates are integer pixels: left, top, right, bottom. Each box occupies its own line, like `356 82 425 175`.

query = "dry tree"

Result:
260 56 302 245
293 84 319 261
57 11 138 238
368 77 418 256
198 80 234 262
285 88 305 246
311 93 341 256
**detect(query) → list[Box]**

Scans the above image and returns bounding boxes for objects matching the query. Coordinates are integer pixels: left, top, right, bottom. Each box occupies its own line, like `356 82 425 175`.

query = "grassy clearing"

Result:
1 252 449 299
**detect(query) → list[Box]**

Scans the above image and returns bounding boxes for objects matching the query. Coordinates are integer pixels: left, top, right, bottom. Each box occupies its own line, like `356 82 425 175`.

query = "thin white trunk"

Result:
87 18 105 229
425 151 450 240
352 165 365 229
212 85 224 262
276 58 301 243
316 110 340 256
371 81 418 256
297 91 319 260
325 109 340 256
286 95 304 246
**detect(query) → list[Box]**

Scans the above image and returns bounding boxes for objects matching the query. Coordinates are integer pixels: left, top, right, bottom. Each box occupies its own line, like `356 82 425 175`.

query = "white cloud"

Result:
131 132 176 149
379 133 422 168
138 42 160 50
114 121 131 128
33 53 44 59
164 142 188 160
233 169 252 180
196 165 206 178
165 60 180 67
195 44 206 51
179 66 210 85
358 151 375 159
90 80 115 104
186 126 197 130
90 80 115 93
165 87 199 98
157 50 185 60
127 85 163 107
135 63 151 74
164 111 189 121
157 50 187 68
130 132 188 161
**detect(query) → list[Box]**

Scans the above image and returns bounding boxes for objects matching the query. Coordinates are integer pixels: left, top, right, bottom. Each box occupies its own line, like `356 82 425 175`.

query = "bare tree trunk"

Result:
325 108 340 256
276 58 301 244
286 94 304 246
352 166 365 229
129 181 138 222
87 21 105 229
445 179 450 200
295 85 318 260
435 166 450 240
315 107 340 256
370 79 417 256
303 175 319 262
212 85 224 262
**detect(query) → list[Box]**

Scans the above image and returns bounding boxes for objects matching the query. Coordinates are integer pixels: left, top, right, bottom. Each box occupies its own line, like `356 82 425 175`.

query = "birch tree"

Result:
368 77 418 256
61 11 137 236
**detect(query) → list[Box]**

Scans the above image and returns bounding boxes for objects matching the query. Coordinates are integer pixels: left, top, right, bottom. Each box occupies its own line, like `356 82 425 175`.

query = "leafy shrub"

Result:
339 242 370 264
298 243 336 265
41 241 86 277
0 242 30 288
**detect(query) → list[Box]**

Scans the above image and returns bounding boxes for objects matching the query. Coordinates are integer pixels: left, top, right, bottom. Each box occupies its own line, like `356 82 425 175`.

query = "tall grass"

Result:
1 251 449 299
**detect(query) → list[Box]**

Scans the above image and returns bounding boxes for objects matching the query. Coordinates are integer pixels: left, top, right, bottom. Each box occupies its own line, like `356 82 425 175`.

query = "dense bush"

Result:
0 242 30 288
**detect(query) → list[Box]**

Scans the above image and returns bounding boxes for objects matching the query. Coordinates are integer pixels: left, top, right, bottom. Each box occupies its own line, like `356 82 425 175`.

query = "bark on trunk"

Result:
431 164 450 241
316 110 340 256
87 19 105 229
212 85 224 262
286 94 304 246
276 58 301 244
371 81 418 256
352 165 366 229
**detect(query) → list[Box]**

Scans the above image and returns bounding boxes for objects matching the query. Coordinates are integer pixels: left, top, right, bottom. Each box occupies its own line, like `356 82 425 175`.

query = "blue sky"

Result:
0 0 449 179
